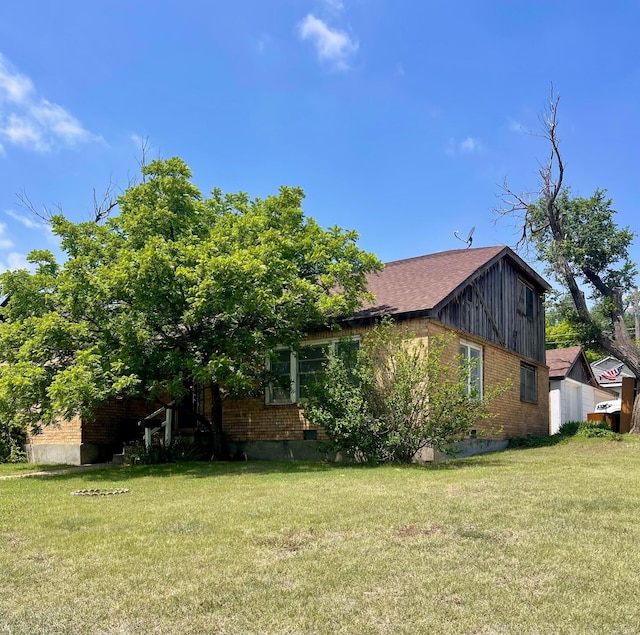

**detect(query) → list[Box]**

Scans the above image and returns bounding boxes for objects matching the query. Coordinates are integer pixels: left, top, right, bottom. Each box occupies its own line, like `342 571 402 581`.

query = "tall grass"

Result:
2 437 640 635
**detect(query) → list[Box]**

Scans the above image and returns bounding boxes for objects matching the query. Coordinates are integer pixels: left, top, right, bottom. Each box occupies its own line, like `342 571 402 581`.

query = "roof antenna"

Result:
454 226 475 248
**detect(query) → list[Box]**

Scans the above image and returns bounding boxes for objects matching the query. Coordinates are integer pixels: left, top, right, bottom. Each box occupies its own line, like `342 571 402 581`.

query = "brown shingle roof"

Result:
354 245 547 320
546 346 583 379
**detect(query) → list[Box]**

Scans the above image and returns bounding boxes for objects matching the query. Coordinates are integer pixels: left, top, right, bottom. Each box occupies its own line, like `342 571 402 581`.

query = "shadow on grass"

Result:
20 451 512 483
23 460 347 484
507 434 571 450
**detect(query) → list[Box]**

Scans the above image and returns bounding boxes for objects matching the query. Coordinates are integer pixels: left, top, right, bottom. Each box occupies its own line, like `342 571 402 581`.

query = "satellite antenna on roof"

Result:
454 226 475 248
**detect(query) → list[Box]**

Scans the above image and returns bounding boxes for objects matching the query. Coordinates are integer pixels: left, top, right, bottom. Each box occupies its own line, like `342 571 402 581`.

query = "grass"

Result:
0 462 69 477
2 437 640 635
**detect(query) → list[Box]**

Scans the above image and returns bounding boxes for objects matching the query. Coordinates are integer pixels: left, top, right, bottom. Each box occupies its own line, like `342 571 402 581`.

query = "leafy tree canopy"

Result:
0 158 382 449
527 188 637 298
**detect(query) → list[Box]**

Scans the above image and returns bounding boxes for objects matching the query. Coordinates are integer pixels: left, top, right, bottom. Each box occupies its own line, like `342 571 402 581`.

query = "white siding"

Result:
549 381 562 434
549 378 616 435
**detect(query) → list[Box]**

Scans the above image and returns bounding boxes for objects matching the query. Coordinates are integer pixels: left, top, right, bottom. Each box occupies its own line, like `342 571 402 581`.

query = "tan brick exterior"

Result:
26 317 549 460
27 415 82 445
220 318 549 443
26 399 156 446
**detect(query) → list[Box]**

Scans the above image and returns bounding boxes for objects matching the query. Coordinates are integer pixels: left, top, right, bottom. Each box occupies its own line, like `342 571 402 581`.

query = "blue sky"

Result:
1 0 638 287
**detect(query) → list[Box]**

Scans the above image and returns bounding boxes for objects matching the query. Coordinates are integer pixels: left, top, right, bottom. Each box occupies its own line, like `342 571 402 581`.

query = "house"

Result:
220 245 551 460
26 245 552 464
591 356 635 397
546 346 617 434
589 356 637 433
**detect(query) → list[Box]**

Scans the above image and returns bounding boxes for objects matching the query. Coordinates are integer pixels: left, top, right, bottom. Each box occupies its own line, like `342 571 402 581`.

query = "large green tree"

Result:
0 158 382 457
497 93 640 431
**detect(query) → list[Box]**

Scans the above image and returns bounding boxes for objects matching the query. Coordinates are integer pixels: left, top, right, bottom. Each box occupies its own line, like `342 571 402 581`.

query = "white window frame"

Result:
266 336 360 405
459 340 483 400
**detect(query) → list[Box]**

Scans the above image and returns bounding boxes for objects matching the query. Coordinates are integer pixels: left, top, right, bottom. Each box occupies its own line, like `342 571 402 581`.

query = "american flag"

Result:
600 363 624 382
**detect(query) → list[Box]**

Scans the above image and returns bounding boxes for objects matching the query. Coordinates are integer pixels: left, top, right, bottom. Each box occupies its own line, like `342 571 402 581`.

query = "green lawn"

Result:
0 462 68 477
2 437 640 635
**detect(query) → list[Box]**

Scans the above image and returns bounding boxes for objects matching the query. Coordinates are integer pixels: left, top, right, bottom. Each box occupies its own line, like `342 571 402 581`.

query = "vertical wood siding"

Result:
436 259 546 364
567 359 592 385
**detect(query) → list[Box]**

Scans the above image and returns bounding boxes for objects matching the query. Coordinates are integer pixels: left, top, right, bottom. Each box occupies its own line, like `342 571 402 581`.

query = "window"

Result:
297 343 330 401
518 279 535 319
520 362 537 402
267 349 294 404
459 340 483 399
266 337 360 404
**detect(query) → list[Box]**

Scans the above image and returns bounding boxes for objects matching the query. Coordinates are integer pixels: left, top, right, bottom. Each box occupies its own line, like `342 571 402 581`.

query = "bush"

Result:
508 434 559 449
558 420 581 437
125 437 206 464
575 420 621 440
0 422 26 463
509 419 621 449
305 318 506 463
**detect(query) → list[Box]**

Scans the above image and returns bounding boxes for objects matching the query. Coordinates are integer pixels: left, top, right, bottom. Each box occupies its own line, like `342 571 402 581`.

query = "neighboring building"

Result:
591 356 635 397
546 346 617 434
26 245 552 464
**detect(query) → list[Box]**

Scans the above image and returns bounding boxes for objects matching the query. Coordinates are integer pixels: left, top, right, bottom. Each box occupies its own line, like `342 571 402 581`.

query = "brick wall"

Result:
26 415 82 445
426 321 549 438
27 398 161 449
26 315 549 452
82 398 157 446
221 398 316 442
220 317 549 442
219 324 371 442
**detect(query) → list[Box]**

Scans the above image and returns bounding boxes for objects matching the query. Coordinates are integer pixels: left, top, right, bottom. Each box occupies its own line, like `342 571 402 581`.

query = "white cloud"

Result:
7 209 43 230
130 133 145 148
446 136 483 156
6 209 58 247
2 113 45 150
7 252 29 270
323 0 345 11
0 252 32 273
0 53 101 153
0 57 33 103
460 136 481 153
298 14 358 70
0 222 14 249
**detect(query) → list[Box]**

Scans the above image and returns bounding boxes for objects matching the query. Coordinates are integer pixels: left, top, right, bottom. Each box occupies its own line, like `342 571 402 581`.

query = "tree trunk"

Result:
630 392 640 434
209 382 229 459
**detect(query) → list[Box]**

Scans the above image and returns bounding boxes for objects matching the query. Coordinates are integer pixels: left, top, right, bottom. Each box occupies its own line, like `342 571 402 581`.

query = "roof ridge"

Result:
381 245 506 268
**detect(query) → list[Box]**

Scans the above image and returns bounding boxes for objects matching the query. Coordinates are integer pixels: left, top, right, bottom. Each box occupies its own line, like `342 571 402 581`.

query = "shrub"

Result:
0 422 26 463
508 434 559 449
508 419 622 449
125 437 206 465
575 420 621 440
305 318 506 463
558 420 581 437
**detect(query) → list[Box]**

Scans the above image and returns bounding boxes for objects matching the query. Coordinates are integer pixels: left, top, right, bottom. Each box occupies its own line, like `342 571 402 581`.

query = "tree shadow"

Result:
20 451 512 484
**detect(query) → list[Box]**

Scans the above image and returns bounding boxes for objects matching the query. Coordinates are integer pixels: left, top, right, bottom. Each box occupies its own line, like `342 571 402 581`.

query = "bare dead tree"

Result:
17 137 155 227
92 178 120 223
496 89 640 432
16 188 59 224
135 135 152 183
